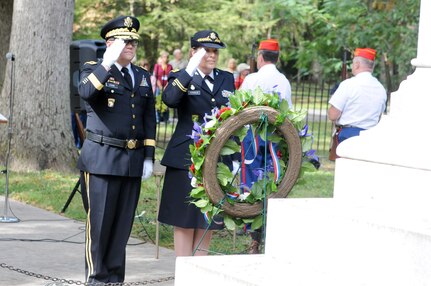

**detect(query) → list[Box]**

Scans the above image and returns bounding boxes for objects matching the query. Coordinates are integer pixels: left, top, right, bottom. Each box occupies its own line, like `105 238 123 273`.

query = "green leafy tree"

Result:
74 0 419 89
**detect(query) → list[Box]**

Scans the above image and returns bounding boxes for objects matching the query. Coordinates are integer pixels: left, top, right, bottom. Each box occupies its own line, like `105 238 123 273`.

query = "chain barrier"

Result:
1 262 174 286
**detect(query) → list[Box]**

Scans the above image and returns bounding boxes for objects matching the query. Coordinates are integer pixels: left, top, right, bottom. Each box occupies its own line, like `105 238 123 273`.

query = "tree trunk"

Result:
0 0 13 92
0 0 77 172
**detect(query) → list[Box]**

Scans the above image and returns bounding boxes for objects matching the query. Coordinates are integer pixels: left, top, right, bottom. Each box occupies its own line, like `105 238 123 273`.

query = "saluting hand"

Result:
102 39 126 70
185 48 206 76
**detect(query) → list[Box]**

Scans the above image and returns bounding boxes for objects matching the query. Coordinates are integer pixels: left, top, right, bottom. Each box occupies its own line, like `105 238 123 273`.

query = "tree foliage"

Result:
0 0 421 172
74 0 419 88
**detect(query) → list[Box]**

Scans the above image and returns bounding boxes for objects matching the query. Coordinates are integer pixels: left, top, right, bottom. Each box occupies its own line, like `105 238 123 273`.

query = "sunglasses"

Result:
124 39 139 47
108 38 139 47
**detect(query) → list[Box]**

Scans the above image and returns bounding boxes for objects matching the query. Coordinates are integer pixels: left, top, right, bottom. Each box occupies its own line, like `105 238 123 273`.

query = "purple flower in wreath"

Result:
305 149 321 170
305 149 319 161
252 169 265 181
298 124 309 137
251 163 275 182
188 122 203 143
204 107 220 123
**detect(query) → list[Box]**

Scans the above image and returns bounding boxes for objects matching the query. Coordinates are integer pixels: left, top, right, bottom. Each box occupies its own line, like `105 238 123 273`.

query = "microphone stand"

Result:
1 53 19 223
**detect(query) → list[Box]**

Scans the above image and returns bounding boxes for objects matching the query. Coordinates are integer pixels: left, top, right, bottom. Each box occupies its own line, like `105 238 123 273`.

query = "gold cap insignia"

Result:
210 32 216 40
124 17 133 28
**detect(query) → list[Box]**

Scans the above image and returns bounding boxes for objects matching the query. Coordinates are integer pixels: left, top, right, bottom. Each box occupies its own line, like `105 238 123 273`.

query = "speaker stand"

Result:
1 57 19 223
61 112 86 213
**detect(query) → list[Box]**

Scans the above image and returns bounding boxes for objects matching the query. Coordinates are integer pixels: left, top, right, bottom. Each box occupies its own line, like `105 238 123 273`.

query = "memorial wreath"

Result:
188 88 318 231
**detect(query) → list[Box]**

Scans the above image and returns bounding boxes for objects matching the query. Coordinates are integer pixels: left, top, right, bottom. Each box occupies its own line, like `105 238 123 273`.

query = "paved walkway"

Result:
0 196 176 286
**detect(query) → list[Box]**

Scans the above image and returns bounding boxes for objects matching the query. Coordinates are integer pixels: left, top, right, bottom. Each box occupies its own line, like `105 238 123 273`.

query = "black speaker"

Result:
70 40 106 112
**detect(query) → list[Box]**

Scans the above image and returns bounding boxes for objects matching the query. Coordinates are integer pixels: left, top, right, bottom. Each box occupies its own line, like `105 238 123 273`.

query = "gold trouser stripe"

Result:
84 172 94 281
144 139 156 147
173 78 187 92
88 73 104 90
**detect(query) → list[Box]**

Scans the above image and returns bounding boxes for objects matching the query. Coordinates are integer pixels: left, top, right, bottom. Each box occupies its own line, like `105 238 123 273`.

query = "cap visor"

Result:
114 35 140 40
201 43 226 49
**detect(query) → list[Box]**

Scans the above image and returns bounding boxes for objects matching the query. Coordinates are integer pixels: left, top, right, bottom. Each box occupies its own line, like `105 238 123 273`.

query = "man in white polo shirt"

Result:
328 47 387 143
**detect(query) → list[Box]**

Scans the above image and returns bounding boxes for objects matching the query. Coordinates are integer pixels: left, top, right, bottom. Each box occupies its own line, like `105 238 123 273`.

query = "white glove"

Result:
102 39 126 69
185 48 206 76
232 160 240 175
142 159 153 180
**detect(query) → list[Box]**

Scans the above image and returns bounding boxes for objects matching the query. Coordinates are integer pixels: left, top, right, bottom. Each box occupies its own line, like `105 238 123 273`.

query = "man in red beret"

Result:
240 39 292 106
328 47 387 144
238 39 292 254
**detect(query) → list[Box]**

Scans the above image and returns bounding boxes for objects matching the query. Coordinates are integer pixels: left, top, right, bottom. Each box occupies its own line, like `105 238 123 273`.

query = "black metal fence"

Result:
291 80 334 156
155 80 334 157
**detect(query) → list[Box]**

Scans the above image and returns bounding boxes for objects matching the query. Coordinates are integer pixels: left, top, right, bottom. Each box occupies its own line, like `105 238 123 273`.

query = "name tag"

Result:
106 82 119 89
188 90 201 96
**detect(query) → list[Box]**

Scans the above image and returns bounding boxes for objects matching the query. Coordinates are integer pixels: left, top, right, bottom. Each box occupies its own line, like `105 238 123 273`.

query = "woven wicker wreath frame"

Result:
202 106 303 218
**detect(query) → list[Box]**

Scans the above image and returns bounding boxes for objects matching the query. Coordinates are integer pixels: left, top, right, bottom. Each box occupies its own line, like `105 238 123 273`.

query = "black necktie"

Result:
204 75 214 84
121 67 133 88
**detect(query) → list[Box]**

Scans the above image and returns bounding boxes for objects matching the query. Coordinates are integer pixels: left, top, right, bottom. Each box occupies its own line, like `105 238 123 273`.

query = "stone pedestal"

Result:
176 198 431 286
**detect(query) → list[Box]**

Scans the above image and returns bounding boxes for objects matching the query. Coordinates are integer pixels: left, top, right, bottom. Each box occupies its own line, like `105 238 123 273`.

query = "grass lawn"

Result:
0 158 334 255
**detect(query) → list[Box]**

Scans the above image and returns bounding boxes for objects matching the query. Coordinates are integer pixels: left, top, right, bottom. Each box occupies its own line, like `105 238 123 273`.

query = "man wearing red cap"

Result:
239 39 292 254
240 39 292 106
328 47 387 144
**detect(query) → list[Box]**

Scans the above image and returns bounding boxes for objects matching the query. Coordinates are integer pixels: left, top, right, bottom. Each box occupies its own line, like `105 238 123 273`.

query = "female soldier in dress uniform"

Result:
158 30 235 256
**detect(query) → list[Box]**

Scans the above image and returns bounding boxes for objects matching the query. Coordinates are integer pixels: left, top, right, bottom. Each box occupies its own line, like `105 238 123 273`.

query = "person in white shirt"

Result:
328 47 387 143
239 39 292 254
240 39 292 107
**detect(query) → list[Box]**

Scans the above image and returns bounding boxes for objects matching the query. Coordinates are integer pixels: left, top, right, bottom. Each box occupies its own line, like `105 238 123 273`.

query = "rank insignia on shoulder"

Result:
221 90 233 98
140 76 149 87
85 61 98 65
172 69 180 73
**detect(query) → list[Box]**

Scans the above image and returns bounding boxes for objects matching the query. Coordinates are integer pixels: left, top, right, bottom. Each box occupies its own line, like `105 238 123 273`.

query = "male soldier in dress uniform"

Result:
77 15 156 284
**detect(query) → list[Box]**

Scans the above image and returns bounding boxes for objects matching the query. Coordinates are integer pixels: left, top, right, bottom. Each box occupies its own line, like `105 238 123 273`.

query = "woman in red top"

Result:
153 51 173 122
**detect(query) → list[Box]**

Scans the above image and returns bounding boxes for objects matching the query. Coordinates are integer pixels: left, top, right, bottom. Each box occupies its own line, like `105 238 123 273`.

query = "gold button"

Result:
131 93 135 98
132 125 136 130
111 90 114 93
131 104 135 108
211 98 215 102
132 114 136 119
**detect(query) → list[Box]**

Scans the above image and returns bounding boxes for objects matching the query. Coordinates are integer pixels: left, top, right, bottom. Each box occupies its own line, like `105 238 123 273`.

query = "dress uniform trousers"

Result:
80 172 141 283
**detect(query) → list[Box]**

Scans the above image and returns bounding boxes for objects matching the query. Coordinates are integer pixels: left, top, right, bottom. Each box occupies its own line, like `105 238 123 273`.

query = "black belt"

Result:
86 131 144 150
